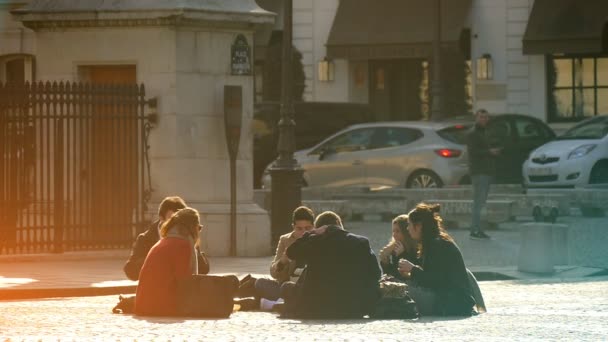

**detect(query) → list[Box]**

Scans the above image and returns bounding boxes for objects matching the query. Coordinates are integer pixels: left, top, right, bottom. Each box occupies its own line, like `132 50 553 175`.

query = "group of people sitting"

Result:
124 196 485 318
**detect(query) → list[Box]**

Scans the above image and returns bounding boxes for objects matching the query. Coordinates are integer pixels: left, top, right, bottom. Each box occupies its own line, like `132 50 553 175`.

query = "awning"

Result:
326 0 471 60
523 0 608 55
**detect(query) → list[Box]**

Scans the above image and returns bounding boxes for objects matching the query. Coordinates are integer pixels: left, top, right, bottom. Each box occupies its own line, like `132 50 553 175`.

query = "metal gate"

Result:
0 81 152 254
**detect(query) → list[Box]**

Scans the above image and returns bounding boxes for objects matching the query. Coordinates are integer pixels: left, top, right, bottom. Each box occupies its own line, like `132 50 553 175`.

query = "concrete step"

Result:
527 188 608 216
488 193 569 216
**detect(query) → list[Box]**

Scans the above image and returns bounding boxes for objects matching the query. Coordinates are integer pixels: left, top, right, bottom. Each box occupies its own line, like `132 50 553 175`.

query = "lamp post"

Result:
430 0 445 121
269 0 303 249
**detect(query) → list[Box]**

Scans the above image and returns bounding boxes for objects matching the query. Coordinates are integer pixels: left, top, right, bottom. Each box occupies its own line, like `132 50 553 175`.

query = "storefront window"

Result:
547 56 608 122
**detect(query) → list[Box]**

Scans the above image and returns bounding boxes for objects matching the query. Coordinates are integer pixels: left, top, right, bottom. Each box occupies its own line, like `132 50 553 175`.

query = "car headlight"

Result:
567 144 597 159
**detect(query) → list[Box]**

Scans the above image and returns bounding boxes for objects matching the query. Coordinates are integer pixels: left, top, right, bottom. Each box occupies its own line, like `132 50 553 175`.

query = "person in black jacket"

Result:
466 109 501 240
398 203 476 316
281 211 381 319
123 196 210 280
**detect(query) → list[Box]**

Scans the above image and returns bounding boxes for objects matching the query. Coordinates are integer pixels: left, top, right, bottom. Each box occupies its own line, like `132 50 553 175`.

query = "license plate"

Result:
529 167 552 176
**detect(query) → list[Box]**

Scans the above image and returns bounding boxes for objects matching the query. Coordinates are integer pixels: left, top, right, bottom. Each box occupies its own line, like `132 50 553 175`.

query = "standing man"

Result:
123 196 210 280
466 109 500 240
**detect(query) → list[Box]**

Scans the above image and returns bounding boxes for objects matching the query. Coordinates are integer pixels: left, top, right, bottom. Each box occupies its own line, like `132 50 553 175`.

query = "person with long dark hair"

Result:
397 203 476 316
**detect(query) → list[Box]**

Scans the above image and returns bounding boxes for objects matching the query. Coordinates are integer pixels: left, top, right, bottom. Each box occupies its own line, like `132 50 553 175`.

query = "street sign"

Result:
231 34 251 76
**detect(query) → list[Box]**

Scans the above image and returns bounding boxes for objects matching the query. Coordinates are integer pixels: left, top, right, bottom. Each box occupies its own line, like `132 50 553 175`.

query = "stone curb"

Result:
0 249 130 263
0 285 136 301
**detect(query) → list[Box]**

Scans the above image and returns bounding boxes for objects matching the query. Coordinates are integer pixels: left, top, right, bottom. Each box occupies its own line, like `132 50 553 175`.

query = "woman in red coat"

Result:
135 207 201 316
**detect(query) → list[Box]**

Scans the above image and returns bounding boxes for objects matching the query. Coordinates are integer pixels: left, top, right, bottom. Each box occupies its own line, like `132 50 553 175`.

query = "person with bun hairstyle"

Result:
398 203 476 316
135 207 203 316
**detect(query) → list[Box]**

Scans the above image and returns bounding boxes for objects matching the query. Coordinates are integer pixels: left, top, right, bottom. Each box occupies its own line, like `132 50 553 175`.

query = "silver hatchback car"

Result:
262 121 471 189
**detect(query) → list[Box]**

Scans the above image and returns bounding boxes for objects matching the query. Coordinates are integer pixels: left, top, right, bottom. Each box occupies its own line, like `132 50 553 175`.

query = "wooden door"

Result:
81 65 138 244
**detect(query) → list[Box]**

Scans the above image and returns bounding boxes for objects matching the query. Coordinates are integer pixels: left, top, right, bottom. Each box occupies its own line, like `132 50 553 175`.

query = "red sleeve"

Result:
173 241 193 280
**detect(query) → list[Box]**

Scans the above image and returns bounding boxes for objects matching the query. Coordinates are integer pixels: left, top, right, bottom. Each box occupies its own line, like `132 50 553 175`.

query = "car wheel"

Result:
406 170 444 188
589 160 608 184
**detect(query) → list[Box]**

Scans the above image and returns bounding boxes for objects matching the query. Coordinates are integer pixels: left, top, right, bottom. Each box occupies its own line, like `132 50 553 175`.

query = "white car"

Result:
523 115 608 188
262 121 471 189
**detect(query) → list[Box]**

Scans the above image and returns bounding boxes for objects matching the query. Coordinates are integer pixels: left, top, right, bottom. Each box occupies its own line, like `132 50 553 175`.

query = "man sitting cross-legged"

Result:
280 211 382 319
251 206 315 304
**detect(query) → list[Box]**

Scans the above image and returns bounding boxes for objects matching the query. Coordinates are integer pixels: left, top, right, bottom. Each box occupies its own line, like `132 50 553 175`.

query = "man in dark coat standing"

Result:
282 211 381 319
123 196 210 280
466 109 501 240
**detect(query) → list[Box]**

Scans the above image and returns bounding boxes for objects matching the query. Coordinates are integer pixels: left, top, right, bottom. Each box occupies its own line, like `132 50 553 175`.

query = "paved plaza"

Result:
1 220 607 340
1 277 607 341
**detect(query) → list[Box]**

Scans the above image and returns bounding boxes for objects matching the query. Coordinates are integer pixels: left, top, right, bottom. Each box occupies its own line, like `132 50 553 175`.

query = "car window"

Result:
557 116 608 140
368 127 423 149
514 118 550 140
314 128 374 154
486 119 511 145
437 124 471 144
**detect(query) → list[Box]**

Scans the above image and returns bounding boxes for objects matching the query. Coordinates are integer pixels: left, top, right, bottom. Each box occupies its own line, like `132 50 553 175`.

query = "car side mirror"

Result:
318 147 334 161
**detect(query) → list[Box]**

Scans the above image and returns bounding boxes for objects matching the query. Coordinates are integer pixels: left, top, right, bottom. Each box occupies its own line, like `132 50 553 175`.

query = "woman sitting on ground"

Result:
379 214 418 281
135 207 202 316
397 203 476 316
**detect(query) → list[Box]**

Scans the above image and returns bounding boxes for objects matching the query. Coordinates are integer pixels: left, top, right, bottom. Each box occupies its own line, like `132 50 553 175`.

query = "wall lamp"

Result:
476 53 493 80
318 57 335 82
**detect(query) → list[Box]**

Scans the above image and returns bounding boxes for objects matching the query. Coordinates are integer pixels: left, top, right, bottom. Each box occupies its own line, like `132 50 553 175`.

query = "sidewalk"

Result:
0 249 273 300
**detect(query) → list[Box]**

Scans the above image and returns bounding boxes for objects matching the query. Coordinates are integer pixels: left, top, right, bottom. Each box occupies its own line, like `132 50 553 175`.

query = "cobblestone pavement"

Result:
1 277 607 341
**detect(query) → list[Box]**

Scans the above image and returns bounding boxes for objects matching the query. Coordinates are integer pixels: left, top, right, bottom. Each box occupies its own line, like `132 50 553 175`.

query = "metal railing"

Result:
0 81 151 254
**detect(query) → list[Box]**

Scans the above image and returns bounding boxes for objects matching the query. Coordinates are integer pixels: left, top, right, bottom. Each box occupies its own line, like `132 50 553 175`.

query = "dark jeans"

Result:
254 278 282 301
471 174 493 233
405 281 439 316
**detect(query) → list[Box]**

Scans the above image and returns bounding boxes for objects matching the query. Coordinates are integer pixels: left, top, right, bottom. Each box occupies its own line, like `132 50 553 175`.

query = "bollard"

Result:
518 223 554 274
551 224 569 265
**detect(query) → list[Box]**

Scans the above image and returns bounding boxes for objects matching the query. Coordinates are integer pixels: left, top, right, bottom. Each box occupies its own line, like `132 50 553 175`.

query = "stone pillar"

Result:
14 0 276 256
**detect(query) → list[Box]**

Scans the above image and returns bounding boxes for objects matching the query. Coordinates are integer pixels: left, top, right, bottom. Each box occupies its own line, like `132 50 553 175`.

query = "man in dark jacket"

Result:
282 211 381 319
123 196 210 280
466 109 501 240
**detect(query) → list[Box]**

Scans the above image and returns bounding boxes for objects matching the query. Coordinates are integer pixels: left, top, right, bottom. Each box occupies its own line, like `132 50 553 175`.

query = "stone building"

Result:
1 0 274 256
254 0 608 132
2 0 608 256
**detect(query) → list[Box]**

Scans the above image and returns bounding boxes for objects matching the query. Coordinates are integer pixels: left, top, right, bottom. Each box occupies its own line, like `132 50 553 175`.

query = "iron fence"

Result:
0 81 152 254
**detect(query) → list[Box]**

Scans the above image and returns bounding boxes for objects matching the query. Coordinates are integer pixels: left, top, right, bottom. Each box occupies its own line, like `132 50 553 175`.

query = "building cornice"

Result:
11 1 275 30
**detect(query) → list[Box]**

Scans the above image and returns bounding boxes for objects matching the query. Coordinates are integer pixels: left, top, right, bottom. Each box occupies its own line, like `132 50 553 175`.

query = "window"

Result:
368 127 423 149
437 124 472 144
557 116 608 140
314 128 374 154
547 56 608 122
486 119 511 147
78 65 136 84
0 54 35 83
514 118 550 141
